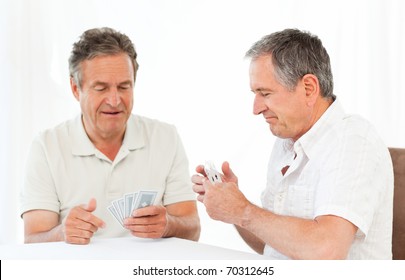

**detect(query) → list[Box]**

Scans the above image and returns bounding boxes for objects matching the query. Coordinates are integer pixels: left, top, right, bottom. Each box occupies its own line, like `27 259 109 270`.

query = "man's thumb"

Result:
222 161 237 181
83 198 97 212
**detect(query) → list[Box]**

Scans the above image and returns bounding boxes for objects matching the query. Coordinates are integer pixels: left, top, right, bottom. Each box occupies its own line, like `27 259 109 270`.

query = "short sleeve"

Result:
20 135 60 217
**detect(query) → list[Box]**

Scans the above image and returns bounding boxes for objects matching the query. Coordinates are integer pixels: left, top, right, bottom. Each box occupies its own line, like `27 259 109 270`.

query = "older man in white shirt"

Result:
192 28 393 259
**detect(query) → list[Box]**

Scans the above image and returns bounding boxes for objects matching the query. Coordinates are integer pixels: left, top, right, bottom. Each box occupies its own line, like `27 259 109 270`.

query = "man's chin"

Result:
99 122 127 137
269 126 286 139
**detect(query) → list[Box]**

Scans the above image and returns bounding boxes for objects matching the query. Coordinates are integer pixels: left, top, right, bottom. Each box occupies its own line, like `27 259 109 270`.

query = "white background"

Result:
0 0 404 254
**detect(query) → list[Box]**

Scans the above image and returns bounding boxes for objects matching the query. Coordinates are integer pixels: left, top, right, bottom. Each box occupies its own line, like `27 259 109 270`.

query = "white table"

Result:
3 238 404 280
0 237 267 260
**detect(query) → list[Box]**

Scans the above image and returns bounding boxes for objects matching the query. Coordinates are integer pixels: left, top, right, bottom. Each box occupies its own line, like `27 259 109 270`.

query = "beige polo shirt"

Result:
21 114 195 238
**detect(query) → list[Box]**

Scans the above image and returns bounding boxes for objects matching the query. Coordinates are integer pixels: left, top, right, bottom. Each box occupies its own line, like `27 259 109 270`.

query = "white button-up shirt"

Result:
21 114 195 238
261 100 394 259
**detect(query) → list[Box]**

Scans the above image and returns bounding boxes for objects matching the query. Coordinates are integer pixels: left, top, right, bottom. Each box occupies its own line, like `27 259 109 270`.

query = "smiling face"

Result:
70 53 135 143
250 55 320 141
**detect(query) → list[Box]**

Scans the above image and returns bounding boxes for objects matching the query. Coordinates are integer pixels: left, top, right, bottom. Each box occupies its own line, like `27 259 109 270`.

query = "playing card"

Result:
132 190 157 211
107 205 124 227
124 193 134 219
107 190 158 225
130 192 138 215
204 161 222 183
112 198 125 222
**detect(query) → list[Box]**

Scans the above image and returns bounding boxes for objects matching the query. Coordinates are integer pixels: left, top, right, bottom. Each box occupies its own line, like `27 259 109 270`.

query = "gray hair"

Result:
68 27 139 88
245 29 335 100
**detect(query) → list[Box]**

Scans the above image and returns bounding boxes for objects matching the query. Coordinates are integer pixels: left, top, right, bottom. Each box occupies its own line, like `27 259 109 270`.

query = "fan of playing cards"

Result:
107 190 157 227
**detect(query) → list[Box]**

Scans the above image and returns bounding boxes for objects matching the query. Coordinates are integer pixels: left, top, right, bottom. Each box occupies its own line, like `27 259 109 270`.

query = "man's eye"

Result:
119 84 131 90
94 87 106 91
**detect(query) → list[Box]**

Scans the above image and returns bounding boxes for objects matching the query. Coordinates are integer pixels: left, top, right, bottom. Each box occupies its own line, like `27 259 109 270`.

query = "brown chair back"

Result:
388 147 405 260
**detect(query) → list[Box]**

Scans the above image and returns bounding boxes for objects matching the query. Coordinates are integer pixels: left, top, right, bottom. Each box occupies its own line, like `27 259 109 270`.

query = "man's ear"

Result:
302 74 320 106
70 77 80 101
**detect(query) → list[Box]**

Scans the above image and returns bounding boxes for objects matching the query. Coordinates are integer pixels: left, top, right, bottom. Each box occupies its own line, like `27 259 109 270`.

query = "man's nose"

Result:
253 94 266 115
106 89 121 107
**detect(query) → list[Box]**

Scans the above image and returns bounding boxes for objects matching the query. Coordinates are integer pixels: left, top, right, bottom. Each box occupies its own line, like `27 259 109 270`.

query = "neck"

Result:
312 97 333 124
292 97 333 142
94 137 124 161
82 117 125 161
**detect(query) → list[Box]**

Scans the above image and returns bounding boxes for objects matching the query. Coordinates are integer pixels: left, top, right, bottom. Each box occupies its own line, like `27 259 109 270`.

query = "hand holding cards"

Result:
107 190 157 227
204 161 222 184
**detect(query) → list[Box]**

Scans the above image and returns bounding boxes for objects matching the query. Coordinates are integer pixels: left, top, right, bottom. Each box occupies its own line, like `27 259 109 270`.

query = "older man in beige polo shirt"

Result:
21 27 200 245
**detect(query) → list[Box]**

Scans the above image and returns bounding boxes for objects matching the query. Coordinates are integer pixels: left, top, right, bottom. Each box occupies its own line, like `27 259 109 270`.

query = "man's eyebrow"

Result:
118 80 133 86
251 87 272 93
91 81 108 87
90 80 133 86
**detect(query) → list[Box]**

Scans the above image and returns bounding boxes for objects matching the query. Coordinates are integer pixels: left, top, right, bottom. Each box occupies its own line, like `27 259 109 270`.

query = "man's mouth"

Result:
264 115 277 121
102 111 121 115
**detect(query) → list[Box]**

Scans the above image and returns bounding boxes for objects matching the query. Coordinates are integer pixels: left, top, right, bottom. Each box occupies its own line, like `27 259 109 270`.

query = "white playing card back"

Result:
204 161 222 184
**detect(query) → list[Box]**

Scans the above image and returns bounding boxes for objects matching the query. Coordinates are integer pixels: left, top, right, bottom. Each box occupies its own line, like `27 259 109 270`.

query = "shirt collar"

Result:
122 114 145 151
295 98 346 159
71 114 145 156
